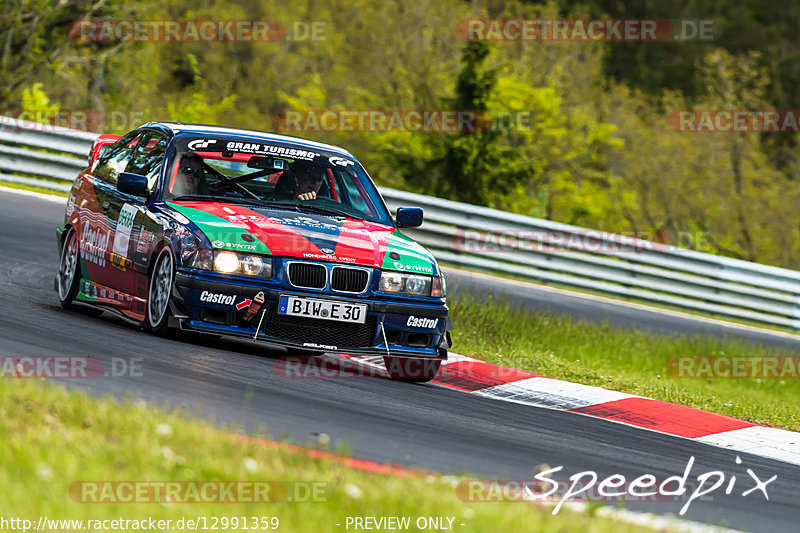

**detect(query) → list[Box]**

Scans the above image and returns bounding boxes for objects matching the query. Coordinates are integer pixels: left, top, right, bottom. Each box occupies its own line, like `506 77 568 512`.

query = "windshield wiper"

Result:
294 204 355 219
171 195 234 202
169 195 266 208
247 200 351 219
174 195 357 220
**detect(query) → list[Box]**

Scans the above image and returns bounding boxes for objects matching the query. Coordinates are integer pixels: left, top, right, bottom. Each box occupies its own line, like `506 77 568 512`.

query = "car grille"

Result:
331 267 369 293
287 262 326 289
262 306 377 348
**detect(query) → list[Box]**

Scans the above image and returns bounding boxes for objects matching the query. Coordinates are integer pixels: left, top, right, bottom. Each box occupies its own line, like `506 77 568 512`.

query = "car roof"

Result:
141 122 356 159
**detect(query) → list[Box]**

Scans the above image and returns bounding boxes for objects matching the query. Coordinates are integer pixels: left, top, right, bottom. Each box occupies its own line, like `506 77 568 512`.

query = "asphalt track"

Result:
2 188 799 532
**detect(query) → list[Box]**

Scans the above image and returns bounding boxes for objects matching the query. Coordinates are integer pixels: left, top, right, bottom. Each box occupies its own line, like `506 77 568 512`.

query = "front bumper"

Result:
173 270 451 359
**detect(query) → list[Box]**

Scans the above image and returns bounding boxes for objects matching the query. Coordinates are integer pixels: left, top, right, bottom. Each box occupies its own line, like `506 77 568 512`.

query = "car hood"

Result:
167 200 437 274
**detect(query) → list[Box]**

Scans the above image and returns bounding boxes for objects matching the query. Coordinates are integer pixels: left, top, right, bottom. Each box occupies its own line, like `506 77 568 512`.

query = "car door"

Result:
102 130 169 319
85 130 144 303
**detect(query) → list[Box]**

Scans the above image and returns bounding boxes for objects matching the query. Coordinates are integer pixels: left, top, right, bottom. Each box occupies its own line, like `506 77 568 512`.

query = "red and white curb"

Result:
351 353 800 468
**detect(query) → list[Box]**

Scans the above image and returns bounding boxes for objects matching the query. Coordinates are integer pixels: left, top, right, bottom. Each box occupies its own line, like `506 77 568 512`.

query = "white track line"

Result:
0 184 67 203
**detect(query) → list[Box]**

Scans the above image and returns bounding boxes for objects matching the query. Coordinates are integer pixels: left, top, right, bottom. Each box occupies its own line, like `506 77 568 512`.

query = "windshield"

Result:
162 136 392 225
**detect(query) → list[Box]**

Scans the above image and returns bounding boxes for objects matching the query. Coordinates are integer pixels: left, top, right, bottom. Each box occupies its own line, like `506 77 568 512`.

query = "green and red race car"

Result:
56 122 451 382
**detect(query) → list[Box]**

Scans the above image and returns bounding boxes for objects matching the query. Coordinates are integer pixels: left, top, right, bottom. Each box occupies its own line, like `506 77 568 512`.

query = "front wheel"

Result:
383 356 442 383
57 227 81 309
147 248 174 336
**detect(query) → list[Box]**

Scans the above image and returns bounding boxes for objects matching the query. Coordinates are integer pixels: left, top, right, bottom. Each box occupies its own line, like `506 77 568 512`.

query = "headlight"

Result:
186 249 272 278
240 255 268 276
378 271 433 296
214 251 240 273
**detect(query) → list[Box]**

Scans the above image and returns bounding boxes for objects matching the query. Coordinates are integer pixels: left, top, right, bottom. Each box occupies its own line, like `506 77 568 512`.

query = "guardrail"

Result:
3 117 800 330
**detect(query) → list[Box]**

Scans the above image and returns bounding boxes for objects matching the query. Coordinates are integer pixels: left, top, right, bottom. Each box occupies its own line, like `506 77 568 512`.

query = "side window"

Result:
94 131 142 186
336 169 369 214
126 132 168 191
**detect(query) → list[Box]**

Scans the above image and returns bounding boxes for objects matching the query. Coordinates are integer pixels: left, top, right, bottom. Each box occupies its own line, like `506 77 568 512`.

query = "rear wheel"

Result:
147 248 174 336
383 356 442 383
57 227 80 309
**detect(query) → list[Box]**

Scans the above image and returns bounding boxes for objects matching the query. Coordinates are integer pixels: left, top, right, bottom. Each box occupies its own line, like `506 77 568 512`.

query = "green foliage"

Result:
4 0 800 268
21 83 58 115
383 41 534 207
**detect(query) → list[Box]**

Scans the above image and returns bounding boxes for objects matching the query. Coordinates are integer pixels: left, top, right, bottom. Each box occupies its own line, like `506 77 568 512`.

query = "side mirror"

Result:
395 207 423 228
118 172 148 196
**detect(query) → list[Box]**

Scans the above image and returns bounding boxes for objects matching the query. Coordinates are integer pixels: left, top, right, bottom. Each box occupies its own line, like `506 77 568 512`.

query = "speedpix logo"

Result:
406 316 439 329
393 261 433 274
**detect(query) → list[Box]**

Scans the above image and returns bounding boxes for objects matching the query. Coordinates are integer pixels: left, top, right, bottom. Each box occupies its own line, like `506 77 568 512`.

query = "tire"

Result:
57 227 81 310
383 356 442 383
147 248 174 336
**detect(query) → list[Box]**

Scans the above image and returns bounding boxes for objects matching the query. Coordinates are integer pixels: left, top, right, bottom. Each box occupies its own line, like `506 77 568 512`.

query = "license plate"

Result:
278 295 367 324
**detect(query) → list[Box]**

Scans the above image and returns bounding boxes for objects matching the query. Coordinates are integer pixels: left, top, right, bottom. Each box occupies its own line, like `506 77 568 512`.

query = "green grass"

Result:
442 264 800 336
0 378 668 533
449 292 800 432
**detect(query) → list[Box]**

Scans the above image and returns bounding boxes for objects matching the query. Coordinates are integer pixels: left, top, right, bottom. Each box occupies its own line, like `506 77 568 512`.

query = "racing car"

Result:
55 122 451 382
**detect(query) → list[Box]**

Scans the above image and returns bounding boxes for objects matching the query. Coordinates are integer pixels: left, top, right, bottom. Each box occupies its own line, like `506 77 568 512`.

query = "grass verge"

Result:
449 291 800 432
0 378 670 533
442 264 800 337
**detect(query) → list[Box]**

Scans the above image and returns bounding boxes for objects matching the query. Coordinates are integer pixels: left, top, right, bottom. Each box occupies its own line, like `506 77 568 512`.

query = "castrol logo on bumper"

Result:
406 316 439 329
199 291 236 305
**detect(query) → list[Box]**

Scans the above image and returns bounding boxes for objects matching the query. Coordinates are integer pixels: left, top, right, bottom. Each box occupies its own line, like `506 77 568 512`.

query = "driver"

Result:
171 153 207 196
275 160 326 200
